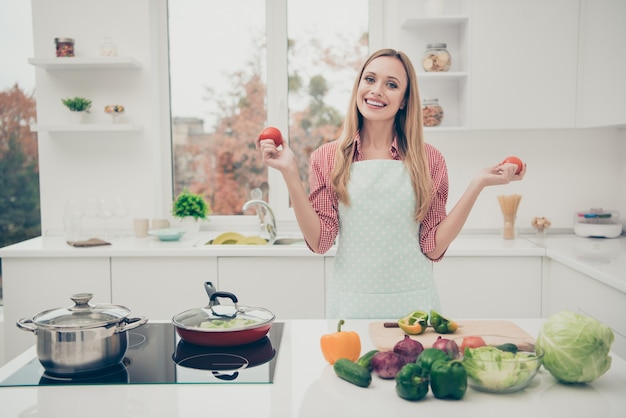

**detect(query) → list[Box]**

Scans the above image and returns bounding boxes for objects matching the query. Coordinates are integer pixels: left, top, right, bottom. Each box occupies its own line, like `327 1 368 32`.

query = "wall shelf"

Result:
417 71 468 80
30 124 143 133
28 57 142 70
402 15 469 28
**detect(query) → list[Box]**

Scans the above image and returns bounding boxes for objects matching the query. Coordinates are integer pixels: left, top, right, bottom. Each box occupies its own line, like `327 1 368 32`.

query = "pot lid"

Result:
32 293 131 328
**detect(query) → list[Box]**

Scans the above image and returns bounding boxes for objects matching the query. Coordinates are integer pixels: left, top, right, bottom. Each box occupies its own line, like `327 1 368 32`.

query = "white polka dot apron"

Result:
327 159 441 319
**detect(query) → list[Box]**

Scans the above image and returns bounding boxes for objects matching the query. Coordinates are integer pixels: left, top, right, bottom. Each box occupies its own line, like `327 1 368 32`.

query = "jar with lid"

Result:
422 43 451 72
100 36 118 57
55 38 75 57
422 99 444 127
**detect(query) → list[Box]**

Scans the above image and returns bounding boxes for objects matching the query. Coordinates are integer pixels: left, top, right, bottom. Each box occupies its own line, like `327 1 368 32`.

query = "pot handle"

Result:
16 318 38 333
117 316 149 333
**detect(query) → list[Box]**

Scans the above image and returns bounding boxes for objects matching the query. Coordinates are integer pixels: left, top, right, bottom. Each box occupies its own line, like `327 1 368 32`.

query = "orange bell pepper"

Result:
320 319 362 364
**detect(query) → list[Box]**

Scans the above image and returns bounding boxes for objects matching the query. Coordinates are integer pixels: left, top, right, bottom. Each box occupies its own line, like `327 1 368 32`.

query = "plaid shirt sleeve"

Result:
308 142 340 254
419 143 449 261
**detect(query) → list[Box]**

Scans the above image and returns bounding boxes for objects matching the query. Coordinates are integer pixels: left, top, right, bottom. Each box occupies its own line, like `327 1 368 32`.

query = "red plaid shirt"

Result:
308 135 449 260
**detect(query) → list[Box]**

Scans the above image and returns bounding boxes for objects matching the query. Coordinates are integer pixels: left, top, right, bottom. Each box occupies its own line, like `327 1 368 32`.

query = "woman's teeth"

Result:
366 99 385 107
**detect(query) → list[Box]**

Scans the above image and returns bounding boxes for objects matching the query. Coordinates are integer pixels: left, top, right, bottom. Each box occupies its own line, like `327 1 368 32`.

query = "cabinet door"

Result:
111 257 218 320
577 0 626 127
218 257 325 319
545 260 626 359
470 0 579 129
433 256 542 318
2 257 111 362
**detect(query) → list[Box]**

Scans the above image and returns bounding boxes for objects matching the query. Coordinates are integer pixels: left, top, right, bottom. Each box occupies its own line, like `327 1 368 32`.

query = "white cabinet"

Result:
218 257 326 319
433 256 543 318
469 0 579 129
543 259 626 359
576 0 626 127
2 257 111 362
111 257 218 320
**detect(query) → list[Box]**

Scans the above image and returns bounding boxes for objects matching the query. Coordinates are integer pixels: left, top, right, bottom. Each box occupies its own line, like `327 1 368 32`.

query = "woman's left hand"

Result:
479 161 526 186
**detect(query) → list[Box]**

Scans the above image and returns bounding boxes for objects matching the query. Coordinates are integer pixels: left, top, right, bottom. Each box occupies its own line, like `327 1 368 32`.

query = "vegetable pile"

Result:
325 319 468 401
536 310 614 384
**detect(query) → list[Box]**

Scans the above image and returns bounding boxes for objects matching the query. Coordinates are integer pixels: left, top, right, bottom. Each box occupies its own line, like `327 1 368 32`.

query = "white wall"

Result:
427 127 625 233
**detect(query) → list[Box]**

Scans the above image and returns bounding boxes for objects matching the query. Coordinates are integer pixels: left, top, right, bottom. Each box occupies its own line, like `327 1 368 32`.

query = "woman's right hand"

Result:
257 137 298 175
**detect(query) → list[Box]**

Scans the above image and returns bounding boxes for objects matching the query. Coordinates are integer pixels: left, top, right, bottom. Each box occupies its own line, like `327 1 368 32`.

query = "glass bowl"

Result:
454 335 543 394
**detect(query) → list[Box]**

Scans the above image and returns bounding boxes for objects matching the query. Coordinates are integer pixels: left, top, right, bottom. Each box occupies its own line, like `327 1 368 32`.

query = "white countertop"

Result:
0 231 550 258
525 234 626 294
1 233 624 294
0 319 625 418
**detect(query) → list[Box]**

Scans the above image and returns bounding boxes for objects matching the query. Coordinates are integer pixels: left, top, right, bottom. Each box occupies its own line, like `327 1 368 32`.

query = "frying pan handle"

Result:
204 281 219 305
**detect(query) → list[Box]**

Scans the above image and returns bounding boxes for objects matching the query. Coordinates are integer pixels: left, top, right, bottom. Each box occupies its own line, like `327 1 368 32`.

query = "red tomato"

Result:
258 126 283 147
501 156 523 175
461 336 486 352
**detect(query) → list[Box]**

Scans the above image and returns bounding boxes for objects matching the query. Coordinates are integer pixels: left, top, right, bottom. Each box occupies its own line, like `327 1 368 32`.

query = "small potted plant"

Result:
61 96 92 123
172 188 210 233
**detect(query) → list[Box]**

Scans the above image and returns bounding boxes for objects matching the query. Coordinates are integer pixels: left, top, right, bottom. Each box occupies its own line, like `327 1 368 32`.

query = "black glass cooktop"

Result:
0 322 283 386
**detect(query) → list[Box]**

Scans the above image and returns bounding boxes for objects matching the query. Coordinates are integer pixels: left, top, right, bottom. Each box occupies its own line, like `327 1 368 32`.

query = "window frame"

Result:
166 0 381 234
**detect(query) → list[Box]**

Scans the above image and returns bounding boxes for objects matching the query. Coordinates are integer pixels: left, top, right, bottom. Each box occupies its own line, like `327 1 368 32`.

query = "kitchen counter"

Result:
0 232 548 258
0 319 624 418
2 234 622 291
525 234 626 294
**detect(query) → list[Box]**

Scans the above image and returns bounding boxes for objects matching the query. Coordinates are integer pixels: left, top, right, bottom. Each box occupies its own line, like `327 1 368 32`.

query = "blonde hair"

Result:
331 49 432 222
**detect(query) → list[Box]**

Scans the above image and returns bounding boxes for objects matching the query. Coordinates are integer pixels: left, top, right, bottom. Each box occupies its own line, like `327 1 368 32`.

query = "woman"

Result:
257 49 526 319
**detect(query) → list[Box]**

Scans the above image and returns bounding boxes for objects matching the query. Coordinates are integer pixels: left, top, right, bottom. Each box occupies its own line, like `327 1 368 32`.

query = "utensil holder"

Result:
502 215 516 239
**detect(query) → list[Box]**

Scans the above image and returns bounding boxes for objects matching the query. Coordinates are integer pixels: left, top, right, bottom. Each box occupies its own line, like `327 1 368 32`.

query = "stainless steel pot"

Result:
17 293 148 376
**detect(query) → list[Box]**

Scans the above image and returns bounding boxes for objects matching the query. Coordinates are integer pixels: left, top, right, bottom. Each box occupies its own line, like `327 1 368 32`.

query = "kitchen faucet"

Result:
242 199 277 244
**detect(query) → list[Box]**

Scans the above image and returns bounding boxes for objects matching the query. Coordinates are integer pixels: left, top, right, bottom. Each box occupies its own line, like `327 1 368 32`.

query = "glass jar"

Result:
422 99 444 127
422 43 451 72
55 38 75 57
100 36 118 57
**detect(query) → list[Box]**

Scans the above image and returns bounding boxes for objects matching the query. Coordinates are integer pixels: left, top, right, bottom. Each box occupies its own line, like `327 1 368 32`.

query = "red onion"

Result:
393 335 424 364
371 351 406 379
432 336 460 358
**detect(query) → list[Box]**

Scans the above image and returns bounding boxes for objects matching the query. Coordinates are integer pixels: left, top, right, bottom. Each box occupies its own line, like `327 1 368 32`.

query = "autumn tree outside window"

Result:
168 0 369 224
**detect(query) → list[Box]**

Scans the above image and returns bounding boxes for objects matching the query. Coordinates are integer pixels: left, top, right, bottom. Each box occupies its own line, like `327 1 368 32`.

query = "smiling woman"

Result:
168 0 369 222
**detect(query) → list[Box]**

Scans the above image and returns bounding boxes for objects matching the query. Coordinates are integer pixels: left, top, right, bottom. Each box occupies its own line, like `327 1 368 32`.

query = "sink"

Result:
201 232 306 246
272 237 306 246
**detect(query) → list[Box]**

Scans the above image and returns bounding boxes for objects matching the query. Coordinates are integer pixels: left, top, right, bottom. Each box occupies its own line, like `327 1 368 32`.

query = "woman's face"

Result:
356 56 408 124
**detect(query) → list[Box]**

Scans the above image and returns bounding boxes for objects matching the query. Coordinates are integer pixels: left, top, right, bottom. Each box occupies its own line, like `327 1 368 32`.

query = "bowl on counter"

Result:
454 335 543 394
148 228 186 241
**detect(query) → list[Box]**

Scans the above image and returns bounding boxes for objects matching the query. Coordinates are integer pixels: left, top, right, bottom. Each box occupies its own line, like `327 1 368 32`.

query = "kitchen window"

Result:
168 0 369 228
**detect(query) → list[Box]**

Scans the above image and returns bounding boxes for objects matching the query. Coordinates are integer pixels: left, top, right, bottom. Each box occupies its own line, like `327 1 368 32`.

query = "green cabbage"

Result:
536 310 614 384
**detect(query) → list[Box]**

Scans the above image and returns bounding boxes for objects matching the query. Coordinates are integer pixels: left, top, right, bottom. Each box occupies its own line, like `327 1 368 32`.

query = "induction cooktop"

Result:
0 322 283 386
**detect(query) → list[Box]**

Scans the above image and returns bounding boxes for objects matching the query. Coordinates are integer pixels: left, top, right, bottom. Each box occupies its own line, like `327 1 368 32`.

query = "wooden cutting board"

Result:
369 320 535 352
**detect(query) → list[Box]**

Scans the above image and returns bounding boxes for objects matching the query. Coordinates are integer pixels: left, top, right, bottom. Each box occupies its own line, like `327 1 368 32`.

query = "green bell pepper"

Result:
429 310 458 334
398 310 429 335
430 359 467 400
395 363 429 401
416 348 450 373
